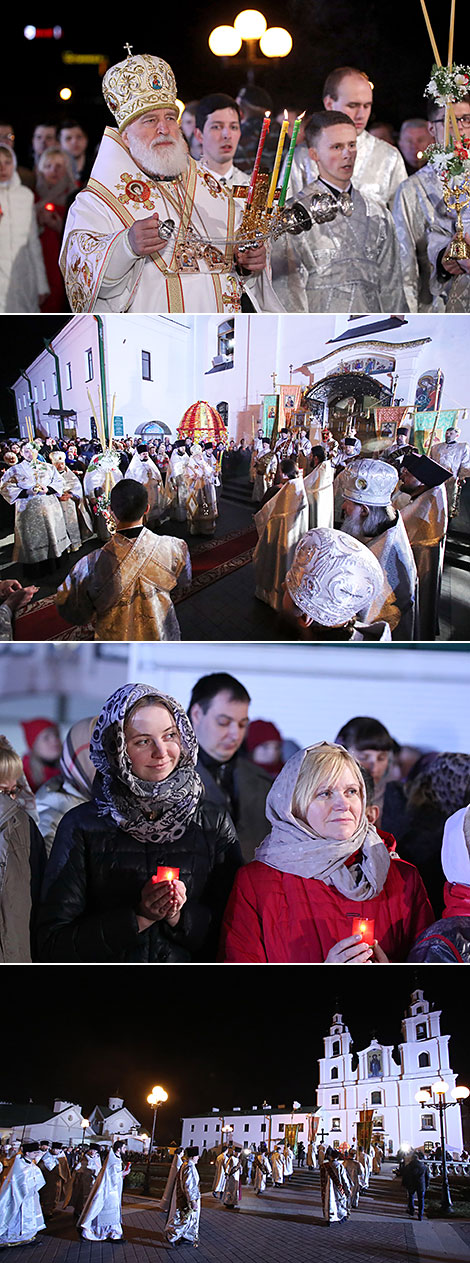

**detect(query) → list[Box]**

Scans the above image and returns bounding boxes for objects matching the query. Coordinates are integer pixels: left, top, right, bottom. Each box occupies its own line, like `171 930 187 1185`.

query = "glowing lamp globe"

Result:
432 1080 449 1096
234 9 267 39
452 1086 470 1100
208 26 243 57
415 1090 431 1103
259 27 293 58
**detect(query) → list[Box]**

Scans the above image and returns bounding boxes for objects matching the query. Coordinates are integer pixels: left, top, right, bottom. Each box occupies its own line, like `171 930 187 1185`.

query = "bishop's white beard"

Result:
340 506 367 539
127 132 189 179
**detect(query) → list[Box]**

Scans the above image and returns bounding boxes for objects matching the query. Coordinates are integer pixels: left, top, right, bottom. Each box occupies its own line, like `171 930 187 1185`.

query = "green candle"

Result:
278 112 304 209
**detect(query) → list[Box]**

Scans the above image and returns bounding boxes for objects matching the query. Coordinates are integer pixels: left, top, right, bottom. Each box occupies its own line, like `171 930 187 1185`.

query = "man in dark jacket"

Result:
400 1151 429 1219
189 673 272 862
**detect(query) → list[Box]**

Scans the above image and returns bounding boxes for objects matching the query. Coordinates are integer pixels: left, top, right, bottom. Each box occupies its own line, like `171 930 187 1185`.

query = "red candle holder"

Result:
352 917 375 946
153 866 180 884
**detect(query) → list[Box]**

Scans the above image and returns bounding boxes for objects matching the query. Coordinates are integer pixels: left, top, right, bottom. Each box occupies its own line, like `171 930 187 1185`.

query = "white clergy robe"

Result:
0 459 70 565
54 527 191 640
165 1159 200 1243
60 129 283 315
303 461 334 528
78 1149 126 1241
395 484 448 639
253 477 309 611
125 452 166 523
286 128 407 209
272 181 407 313
0 1157 46 1245
320 1158 351 1223
359 513 419 640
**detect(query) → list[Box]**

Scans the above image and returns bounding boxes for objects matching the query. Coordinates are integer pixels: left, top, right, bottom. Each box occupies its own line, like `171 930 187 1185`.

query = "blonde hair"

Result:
292 742 365 823
0 736 23 784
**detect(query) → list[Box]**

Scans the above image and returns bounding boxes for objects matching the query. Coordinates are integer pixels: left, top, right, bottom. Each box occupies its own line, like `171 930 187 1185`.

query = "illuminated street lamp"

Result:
145 1086 168 1192
415 1080 469 1215
81 1118 89 1149
209 9 292 81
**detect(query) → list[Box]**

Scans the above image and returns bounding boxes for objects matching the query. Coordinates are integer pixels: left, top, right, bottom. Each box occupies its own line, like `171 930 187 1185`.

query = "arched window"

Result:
371 1091 382 1105
418 1052 430 1068
331 1066 339 1080
217 401 229 426
332 1040 340 1056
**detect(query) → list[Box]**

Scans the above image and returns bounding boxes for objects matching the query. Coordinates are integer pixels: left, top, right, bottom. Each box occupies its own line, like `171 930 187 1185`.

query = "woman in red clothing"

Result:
35 145 77 312
219 742 434 963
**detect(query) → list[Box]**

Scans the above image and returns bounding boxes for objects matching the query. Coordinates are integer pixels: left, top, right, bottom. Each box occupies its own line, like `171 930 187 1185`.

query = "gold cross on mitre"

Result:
124 43 133 57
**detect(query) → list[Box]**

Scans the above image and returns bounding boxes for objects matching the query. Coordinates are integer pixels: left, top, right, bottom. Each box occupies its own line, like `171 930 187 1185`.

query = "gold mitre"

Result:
102 50 178 132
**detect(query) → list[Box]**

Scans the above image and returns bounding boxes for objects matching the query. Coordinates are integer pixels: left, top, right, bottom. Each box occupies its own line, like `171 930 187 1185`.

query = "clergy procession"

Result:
0 1129 448 1247
1 404 468 641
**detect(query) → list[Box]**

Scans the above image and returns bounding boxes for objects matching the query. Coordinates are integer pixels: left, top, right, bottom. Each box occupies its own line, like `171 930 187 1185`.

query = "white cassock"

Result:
222 1154 241 1206
357 1151 372 1188
358 513 419 640
165 451 190 521
286 128 407 210
0 459 70 564
303 461 334 528
253 476 309 611
159 1152 183 1214
284 1147 294 1178
307 1143 317 1169
125 452 166 523
185 450 218 535
0 1156 46 1245
270 1149 285 1185
394 484 448 639
52 466 90 551
212 1151 227 1197
272 181 407 314
372 1145 383 1174
78 1149 126 1240
83 460 122 542
431 440 470 516
343 1156 364 1207
392 164 452 312
320 1158 351 1223
60 130 283 315
165 1159 200 1244
253 1153 271 1193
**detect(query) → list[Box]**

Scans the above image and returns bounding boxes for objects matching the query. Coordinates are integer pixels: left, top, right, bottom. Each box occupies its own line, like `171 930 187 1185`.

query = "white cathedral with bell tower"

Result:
316 990 464 1155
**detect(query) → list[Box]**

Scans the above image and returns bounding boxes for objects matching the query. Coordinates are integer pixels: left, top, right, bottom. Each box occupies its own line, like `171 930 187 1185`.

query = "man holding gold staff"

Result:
60 48 283 315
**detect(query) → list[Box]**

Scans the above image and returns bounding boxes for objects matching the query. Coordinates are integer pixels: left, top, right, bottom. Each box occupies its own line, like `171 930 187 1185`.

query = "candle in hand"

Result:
266 111 289 209
352 917 375 946
246 112 271 207
278 112 305 209
153 867 180 884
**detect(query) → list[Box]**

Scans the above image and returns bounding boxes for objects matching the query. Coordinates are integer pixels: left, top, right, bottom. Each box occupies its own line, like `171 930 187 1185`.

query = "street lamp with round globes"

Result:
415 1079 469 1214
145 1086 168 1192
208 9 293 79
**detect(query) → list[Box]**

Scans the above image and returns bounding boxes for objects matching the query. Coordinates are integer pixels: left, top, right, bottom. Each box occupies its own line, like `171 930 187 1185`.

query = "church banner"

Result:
284 1124 299 1152
279 385 302 428
413 410 459 454
262 394 278 441
373 406 409 440
357 1109 374 1153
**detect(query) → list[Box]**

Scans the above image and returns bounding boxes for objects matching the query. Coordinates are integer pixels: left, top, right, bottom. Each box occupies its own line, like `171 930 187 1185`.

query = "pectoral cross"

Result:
271 372 277 392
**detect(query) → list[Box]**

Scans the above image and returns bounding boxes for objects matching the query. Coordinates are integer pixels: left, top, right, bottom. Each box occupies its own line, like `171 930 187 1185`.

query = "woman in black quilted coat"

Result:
36 682 242 962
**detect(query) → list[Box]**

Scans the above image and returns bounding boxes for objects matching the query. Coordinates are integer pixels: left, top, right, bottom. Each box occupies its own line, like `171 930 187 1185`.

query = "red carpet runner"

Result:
14 526 257 640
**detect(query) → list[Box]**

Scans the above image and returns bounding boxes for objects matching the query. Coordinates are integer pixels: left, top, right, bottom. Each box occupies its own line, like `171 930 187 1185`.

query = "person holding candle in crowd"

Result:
60 49 281 315
219 741 433 962
37 683 242 963
271 111 407 314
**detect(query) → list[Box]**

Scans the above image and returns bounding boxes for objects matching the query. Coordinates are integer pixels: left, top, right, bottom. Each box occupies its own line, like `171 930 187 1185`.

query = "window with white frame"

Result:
42 380 47 400
331 1119 341 1131
142 350 152 380
65 363 72 390
421 1115 436 1130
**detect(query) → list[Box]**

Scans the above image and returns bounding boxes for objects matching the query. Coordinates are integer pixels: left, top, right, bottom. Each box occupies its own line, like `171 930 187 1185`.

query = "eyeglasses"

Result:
0 785 18 799
433 114 470 127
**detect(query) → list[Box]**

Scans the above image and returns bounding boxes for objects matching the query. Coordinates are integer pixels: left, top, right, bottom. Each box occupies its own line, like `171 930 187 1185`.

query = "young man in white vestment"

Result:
272 111 407 314
54 478 191 640
287 66 406 209
0 1149 46 1245
165 1146 201 1246
78 1140 129 1241
60 51 282 315
320 1148 351 1224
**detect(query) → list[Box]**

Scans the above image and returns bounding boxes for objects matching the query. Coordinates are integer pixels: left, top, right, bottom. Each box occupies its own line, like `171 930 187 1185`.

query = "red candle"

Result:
153 866 180 884
246 112 271 207
352 917 375 946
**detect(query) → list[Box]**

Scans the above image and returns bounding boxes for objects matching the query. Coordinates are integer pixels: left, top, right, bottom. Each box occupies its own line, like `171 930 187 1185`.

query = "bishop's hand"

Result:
128 213 170 257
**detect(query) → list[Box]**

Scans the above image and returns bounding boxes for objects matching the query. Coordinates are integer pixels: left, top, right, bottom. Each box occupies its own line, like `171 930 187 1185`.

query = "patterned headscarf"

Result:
90 683 203 844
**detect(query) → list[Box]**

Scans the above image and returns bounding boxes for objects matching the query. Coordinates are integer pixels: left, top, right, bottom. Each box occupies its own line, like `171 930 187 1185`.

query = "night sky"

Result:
7 3 467 162
2 967 468 1142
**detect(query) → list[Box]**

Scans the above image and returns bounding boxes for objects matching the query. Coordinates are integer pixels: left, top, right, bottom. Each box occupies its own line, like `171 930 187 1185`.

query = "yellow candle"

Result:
266 111 289 209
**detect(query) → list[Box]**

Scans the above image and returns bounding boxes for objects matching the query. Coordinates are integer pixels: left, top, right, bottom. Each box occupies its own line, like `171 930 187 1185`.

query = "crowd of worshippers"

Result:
2 421 469 643
2 672 470 965
0 433 227 642
2 52 470 316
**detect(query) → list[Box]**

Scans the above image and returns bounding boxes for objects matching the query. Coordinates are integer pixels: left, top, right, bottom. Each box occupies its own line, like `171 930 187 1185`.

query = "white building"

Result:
0 1094 147 1152
181 990 465 1157
11 312 470 446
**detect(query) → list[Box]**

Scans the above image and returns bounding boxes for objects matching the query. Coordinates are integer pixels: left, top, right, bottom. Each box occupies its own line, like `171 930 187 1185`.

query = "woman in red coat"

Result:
219 741 434 963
